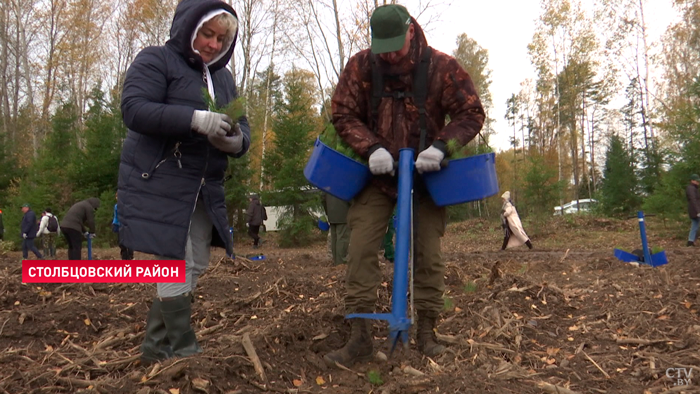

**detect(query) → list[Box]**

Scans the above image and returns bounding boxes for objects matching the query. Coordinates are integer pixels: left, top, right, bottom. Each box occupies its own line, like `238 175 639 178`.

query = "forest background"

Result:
0 0 698 248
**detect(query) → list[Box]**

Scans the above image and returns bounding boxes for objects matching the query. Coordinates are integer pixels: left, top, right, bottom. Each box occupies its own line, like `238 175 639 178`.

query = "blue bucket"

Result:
422 152 499 206
318 220 330 231
304 138 370 201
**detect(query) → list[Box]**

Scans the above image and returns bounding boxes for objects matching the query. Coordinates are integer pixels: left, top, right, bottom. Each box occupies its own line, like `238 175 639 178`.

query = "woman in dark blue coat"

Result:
118 0 250 364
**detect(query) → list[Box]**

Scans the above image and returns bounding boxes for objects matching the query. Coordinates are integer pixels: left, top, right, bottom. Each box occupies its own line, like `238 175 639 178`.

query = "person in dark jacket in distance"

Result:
246 194 266 248
687 174 700 247
324 4 485 368
118 0 250 365
61 198 100 260
322 193 350 265
20 204 43 260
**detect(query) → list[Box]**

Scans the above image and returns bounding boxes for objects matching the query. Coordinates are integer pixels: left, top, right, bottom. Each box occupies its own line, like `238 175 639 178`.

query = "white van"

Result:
553 199 598 215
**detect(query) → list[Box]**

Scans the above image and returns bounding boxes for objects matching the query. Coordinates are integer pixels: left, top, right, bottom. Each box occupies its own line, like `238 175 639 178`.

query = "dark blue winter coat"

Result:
118 0 250 259
21 209 39 240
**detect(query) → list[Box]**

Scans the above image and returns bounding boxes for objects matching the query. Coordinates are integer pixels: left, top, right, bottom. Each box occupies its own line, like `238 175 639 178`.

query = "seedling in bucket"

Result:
614 211 668 267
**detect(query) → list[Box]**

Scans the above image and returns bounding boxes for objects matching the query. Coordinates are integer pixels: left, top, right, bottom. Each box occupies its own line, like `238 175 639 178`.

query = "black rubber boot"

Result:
416 311 446 357
526 240 533 249
688 241 695 247
160 294 202 357
324 318 373 368
140 298 173 365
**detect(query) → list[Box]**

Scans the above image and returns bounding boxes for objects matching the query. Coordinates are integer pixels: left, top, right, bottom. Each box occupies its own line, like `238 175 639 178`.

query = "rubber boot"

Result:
416 311 446 357
324 318 373 368
160 294 202 357
525 240 533 249
140 298 173 365
688 241 695 247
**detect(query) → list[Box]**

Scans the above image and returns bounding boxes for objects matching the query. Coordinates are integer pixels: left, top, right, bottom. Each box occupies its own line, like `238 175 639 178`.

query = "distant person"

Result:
687 174 700 247
37 208 60 258
381 212 396 263
246 194 266 248
20 204 43 260
60 198 100 260
112 192 133 260
322 193 350 265
500 191 532 250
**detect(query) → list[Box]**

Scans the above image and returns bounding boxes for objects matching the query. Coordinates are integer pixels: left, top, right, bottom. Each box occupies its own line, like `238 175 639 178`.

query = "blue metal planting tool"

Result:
87 236 92 260
346 148 416 355
614 211 668 267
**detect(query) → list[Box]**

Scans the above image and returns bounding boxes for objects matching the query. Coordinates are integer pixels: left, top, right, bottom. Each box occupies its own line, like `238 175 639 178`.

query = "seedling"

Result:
463 281 478 293
367 370 383 386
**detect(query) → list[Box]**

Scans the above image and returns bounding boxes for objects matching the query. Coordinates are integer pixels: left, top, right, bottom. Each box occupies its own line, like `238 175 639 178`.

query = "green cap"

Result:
21 203 30 208
691 174 700 181
370 4 411 54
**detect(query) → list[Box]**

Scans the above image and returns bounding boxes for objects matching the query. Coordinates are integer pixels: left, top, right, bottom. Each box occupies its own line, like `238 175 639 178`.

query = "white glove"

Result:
208 124 243 153
697 213 700 218
22 233 27 239
89 233 96 239
415 146 445 174
368 148 394 175
191 110 232 137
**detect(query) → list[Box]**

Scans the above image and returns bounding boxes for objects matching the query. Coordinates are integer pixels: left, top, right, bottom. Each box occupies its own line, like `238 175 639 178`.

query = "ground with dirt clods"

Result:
0 216 698 394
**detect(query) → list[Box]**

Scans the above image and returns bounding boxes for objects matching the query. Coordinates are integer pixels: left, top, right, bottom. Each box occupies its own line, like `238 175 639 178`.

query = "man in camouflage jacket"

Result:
324 4 485 368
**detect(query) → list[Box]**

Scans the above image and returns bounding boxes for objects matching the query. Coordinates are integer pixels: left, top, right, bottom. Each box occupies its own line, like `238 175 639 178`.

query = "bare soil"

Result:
1 216 699 394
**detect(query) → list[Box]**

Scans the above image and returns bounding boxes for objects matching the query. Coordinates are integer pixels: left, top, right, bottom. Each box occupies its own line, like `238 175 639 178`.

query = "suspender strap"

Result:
414 47 432 152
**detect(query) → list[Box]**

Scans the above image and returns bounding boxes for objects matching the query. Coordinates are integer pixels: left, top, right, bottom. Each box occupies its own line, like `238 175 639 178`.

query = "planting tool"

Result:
346 148 416 354
614 211 668 267
87 236 92 260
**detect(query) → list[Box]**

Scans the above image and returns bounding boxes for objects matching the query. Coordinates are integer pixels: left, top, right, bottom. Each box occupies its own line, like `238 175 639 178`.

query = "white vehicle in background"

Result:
553 198 598 215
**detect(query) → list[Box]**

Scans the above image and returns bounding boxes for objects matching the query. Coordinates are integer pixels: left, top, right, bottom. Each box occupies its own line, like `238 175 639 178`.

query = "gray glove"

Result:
208 123 243 153
191 110 232 137
697 213 700 218
22 233 27 239
415 146 445 174
368 148 394 175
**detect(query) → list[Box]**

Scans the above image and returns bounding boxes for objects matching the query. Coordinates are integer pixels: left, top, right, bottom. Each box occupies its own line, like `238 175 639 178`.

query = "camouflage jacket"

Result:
331 18 485 198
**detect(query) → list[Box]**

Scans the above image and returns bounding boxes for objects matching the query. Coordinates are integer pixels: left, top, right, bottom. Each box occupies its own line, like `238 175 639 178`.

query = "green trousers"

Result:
345 185 446 313
330 223 350 266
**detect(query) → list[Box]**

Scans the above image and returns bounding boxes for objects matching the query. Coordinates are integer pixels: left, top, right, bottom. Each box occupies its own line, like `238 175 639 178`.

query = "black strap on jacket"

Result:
370 46 432 152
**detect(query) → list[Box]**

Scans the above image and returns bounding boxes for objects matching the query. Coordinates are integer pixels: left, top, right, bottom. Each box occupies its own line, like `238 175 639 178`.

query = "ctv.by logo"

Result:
666 367 693 386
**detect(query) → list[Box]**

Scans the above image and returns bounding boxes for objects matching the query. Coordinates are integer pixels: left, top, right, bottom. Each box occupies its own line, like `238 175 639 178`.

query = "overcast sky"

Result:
401 0 679 152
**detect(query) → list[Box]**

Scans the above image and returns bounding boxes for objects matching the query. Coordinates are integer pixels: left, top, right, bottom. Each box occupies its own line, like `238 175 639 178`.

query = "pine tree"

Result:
262 68 321 247
599 134 641 216
521 154 563 218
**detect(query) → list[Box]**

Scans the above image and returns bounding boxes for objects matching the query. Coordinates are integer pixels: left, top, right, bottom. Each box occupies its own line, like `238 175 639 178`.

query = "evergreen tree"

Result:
599 134 641 216
645 76 700 218
70 86 126 201
521 154 563 218
262 68 321 247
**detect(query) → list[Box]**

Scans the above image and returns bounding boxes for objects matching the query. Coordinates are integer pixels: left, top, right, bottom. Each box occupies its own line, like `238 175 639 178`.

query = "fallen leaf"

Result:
546 358 556 365
657 315 669 320
169 389 180 394
191 377 210 392
84 318 92 326
316 376 326 385
546 347 560 356
14 301 20 306
293 379 303 387
684 301 692 309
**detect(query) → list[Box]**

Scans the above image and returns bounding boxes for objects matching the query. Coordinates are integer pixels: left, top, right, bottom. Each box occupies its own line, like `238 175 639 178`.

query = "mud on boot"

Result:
324 318 373 368
417 311 446 357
